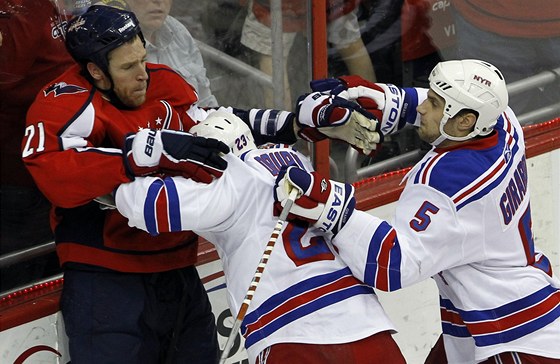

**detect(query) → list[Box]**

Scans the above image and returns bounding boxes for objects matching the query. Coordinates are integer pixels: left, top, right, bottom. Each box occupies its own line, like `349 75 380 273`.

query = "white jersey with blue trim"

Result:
115 145 395 362
334 107 560 362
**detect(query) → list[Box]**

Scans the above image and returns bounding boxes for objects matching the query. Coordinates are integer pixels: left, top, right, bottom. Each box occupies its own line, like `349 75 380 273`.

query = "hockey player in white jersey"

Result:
274 60 560 363
114 111 406 363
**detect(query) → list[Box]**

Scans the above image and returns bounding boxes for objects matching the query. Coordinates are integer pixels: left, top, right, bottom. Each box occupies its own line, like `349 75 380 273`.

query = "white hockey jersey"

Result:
115 145 396 362
334 105 560 362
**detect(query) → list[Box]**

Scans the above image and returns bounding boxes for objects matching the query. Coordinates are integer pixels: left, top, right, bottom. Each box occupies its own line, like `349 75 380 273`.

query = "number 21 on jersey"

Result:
22 122 46 158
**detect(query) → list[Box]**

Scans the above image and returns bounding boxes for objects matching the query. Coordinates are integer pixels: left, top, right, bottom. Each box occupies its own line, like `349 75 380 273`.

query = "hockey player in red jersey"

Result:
21 5 381 363
22 5 228 363
275 60 560 363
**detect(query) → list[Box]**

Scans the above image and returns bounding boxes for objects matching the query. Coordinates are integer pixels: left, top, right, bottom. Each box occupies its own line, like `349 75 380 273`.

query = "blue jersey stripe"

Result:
243 284 374 348
474 304 560 346
244 268 355 319
460 285 558 322
163 177 181 232
442 321 471 338
144 179 165 236
364 221 393 287
388 235 403 291
441 286 560 346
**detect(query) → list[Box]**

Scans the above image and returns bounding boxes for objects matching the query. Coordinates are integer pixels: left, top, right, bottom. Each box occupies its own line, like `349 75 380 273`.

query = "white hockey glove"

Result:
295 91 383 155
274 166 356 235
318 111 382 155
123 128 230 183
310 75 417 136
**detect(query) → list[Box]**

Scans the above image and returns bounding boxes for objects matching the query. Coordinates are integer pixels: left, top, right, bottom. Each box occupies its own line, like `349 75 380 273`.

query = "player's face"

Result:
127 0 172 39
107 36 149 108
416 89 445 144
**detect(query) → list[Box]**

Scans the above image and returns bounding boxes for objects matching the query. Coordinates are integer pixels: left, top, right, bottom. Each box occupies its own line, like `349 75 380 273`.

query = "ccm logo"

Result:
144 129 158 157
473 75 492 86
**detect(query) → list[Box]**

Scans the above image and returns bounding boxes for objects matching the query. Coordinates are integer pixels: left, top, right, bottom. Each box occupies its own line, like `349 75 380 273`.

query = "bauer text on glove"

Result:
123 128 230 183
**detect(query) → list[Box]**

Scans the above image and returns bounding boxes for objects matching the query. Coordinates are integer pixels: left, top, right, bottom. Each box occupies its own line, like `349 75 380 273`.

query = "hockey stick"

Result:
219 189 299 363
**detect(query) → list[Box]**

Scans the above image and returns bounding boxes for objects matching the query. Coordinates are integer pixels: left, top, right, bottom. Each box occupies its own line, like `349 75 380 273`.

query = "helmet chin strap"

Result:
95 70 137 110
430 115 480 147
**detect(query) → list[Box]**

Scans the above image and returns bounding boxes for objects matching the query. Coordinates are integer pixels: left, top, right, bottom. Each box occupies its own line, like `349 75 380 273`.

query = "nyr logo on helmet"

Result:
473 75 492 86
44 82 88 97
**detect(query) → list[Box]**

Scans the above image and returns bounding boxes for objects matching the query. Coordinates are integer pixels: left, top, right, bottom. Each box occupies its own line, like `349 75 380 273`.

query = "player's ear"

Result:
87 62 105 82
457 112 477 132
87 62 111 90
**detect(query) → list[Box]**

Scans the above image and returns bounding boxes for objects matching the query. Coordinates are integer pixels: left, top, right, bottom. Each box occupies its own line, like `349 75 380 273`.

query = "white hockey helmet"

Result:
190 110 256 157
429 59 508 144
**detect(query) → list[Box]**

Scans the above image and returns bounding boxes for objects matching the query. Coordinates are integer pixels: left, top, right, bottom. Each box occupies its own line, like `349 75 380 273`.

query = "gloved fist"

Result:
311 76 413 136
274 166 355 235
295 91 382 154
318 111 382 155
123 128 230 183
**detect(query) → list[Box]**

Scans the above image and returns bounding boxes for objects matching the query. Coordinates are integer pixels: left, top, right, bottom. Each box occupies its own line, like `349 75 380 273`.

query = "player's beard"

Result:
126 89 147 108
416 120 441 145
116 85 147 108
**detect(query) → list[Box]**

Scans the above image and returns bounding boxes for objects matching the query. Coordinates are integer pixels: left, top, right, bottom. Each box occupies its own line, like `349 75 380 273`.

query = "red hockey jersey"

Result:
23 63 201 272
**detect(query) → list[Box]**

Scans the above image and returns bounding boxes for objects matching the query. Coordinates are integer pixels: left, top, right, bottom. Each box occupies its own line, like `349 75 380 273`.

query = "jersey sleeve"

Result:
115 153 243 235
401 87 427 129
23 91 131 208
188 106 299 146
333 183 473 291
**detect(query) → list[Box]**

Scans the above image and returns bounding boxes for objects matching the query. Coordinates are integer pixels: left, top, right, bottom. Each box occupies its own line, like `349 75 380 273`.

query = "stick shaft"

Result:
219 190 298 363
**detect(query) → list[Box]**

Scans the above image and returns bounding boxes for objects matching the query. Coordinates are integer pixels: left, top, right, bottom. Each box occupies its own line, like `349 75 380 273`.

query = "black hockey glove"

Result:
123 129 230 183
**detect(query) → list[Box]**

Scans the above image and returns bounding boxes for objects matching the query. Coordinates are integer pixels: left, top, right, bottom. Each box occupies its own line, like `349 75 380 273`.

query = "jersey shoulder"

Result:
413 134 504 199
146 63 198 105
242 145 313 177
28 65 94 117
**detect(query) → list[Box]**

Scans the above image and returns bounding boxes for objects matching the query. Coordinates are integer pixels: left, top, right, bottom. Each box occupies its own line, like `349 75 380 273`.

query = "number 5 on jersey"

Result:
410 201 440 232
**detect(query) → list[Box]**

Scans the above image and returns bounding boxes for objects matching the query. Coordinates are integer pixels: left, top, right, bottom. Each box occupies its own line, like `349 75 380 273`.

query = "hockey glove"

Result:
295 91 383 155
311 76 417 136
123 128 230 183
274 166 356 235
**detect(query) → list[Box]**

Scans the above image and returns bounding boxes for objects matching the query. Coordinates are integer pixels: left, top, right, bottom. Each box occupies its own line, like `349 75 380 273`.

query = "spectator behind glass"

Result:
0 0 74 291
240 0 376 109
358 0 404 86
452 0 560 117
99 0 219 107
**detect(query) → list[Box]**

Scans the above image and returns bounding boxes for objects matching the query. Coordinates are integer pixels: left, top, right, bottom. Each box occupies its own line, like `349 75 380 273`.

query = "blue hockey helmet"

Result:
65 5 144 74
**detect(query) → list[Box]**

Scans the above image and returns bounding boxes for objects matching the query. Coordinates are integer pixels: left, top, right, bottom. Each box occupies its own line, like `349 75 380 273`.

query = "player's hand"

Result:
274 166 356 235
295 91 383 154
318 110 382 155
311 76 410 136
123 129 230 183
